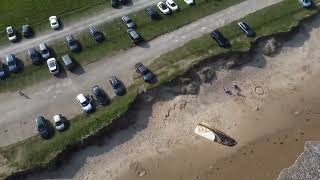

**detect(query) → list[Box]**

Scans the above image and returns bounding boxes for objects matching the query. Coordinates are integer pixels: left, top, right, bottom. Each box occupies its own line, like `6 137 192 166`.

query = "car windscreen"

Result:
56 120 63 126
171 2 176 6
68 39 76 46
81 100 89 107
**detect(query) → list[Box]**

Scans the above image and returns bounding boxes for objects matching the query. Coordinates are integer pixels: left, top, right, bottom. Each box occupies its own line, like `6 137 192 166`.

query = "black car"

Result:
109 76 125 96
127 29 142 44
35 116 50 139
135 62 154 82
210 30 230 48
237 21 255 37
28 48 42 65
145 7 159 19
89 27 104 42
111 0 119 7
22 24 33 38
92 85 109 105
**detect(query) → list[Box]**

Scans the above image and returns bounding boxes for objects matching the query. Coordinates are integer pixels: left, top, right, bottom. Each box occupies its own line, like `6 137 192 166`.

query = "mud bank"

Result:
5 10 320 180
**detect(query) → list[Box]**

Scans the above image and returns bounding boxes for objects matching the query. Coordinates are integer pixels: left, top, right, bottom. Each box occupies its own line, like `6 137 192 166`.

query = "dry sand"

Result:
27 13 320 180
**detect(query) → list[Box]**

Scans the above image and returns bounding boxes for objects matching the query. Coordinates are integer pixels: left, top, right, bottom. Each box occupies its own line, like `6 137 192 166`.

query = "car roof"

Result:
39 43 47 49
76 94 86 102
89 26 97 33
129 30 139 39
66 35 73 40
53 114 61 122
6 54 14 61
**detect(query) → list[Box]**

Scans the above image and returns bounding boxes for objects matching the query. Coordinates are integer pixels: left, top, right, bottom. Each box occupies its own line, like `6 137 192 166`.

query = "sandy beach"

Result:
26 13 320 180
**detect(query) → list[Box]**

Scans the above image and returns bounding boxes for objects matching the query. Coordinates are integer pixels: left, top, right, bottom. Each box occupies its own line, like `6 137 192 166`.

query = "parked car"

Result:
157 2 170 15
135 62 154 82
5 54 17 72
166 0 179 11
28 48 42 65
89 27 104 42
109 76 125 96
6 26 17 42
238 21 255 37
184 0 194 5
121 15 136 29
92 85 109 105
298 0 312 8
0 63 6 79
47 58 59 75
53 114 65 131
49 16 60 29
211 30 230 48
76 94 93 113
35 116 50 139
39 42 50 59
145 7 160 19
62 54 75 71
127 29 142 44
111 0 119 8
21 24 33 38
65 35 80 52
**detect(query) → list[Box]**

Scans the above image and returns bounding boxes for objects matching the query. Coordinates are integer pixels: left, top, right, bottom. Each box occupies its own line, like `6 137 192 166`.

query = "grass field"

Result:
0 0 109 45
0 0 317 178
0 0 244 93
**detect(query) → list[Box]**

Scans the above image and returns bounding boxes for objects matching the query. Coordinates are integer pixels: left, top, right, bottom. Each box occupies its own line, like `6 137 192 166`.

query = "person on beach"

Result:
224 87 232 94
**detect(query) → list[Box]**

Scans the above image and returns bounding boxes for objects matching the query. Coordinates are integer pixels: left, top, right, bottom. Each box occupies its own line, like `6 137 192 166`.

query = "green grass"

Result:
0 0 244 93
0 0 318 178
0 0 109 45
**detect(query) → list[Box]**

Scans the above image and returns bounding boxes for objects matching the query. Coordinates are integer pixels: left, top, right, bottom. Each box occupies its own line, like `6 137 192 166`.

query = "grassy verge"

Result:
0 0 109 45
0 0 244 93
0 0 318 178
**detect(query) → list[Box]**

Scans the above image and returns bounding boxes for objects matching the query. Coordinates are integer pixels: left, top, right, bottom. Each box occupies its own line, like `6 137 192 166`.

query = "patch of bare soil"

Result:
26 9 320 180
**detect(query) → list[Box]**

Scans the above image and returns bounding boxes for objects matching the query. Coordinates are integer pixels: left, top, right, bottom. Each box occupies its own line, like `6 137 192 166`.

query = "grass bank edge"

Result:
0 0 318 178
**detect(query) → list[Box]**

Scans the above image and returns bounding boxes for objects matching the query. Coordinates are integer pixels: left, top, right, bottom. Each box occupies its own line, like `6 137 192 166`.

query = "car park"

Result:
157 2 170 15
6 26 17 42
121 15 136 29
127 29 142 44
0 63 6 79
145 7 160 19
89 27 104 42
238 21 255 37
21 24 33 38
166 0 179 11
76 94 93 113
135 62 154 82
298 0 312 8
184 0 194 5
39 43 51 59
211 30 230 48
49 16 60 29
35 116 50 139
53 114 65 131
5 54 17 72
92 85 109 106
47 58 59 75
62 54 75 71
65 35 80 52
28 48 42 65
109 76 125 96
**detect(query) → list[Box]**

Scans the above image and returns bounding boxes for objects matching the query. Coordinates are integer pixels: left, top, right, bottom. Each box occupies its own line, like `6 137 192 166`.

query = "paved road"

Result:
0 0 161 57
0 0 282 146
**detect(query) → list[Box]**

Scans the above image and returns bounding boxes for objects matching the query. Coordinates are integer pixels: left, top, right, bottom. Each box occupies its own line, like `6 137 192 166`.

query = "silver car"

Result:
121 15 136 29
39 43 50 59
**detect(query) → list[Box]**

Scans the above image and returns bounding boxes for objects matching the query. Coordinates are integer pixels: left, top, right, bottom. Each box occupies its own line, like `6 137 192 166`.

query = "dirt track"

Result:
0 0 161 57
0 0 281 146
25 12 320 179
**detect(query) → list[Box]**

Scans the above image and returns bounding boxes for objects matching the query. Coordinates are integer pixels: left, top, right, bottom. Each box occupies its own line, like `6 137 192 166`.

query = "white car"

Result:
47 58 59 75
166 0 179 11
157 2 170 15
297 0 312 7
53 114 65 131
184 0 194 5
49 16 60 29
76 94 93 113
6 26 17 42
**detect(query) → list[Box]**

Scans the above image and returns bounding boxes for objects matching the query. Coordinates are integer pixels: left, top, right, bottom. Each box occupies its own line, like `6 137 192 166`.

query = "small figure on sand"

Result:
233 83 240 91
223 87 232 95
18 90 24 96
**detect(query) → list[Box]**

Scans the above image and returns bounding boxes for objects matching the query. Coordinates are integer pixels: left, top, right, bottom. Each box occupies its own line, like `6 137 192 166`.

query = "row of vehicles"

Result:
211 21 256 48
